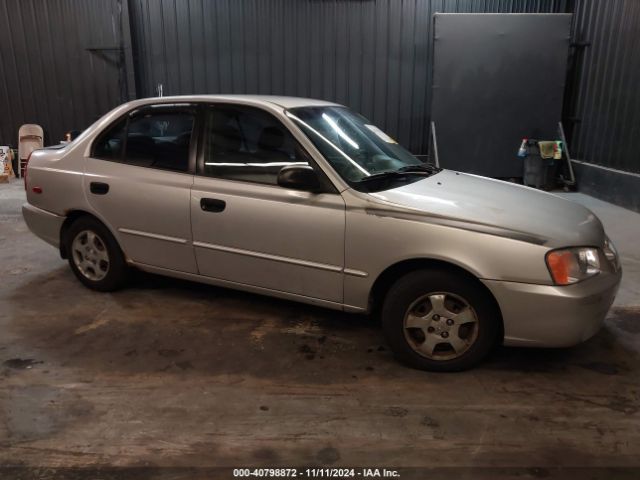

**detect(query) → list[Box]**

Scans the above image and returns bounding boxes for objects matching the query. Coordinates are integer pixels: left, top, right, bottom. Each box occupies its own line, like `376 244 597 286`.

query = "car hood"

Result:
368 170 604 248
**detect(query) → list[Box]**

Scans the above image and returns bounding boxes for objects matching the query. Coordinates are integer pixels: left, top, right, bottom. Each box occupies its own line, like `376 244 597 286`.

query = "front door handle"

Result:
200 198 226 213
90 182 109 195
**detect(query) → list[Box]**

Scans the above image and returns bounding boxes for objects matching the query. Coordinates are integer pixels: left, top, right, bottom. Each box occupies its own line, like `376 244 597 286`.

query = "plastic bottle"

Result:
517 138 528 158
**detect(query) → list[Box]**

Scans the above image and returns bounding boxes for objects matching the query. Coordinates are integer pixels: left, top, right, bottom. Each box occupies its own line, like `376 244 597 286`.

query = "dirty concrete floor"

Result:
1 180 640 478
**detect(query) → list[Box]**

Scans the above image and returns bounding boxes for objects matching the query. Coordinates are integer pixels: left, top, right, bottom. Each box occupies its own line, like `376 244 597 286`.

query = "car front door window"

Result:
201 105 310 185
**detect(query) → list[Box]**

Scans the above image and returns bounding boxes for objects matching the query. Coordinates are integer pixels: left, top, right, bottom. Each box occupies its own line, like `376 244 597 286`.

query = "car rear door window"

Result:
201 104 310 185
92 106 195 173
92 119 127 161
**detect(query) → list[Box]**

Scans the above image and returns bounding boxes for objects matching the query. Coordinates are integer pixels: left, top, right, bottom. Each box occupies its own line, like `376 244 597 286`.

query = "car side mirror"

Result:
277 165 322 192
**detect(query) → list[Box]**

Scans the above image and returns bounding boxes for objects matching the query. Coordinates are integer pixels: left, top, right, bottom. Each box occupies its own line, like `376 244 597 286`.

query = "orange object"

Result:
546 250 574 285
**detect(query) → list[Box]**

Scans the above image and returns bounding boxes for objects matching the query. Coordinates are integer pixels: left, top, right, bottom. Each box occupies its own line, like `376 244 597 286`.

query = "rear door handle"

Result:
200 198 226 213
90 182 109 195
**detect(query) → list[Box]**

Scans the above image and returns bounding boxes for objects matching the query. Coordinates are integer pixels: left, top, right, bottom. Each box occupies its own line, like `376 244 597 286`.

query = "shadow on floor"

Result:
4 266 638 384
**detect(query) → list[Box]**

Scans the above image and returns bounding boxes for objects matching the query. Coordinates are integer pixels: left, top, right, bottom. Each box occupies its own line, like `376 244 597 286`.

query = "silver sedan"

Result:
22 95 621 371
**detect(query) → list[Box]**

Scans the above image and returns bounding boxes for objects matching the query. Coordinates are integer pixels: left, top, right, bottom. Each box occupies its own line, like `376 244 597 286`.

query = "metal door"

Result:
84 105 198 273
190 103 345 303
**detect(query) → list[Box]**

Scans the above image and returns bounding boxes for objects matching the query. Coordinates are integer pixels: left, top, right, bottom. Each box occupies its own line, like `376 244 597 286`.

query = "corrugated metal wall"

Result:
0 0 132 146
129 0 569 155
568 0 640 173
7 0 638 172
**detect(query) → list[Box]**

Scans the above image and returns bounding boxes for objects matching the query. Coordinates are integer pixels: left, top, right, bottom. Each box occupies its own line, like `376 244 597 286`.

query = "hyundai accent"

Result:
22 95 622 371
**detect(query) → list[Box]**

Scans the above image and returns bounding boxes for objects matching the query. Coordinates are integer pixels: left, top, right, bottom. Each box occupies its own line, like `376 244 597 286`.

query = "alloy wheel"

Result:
71 230 110 281
403 292 479 361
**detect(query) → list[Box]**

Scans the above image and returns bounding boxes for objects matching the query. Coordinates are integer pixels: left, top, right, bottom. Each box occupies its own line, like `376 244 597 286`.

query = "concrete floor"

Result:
1 180 639 479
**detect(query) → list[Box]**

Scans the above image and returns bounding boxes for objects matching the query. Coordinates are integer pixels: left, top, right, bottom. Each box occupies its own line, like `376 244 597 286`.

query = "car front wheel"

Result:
381 269 500 372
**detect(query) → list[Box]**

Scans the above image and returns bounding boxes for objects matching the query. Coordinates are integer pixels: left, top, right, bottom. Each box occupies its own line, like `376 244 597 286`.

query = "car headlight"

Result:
546 247 600 285
603 236 620 269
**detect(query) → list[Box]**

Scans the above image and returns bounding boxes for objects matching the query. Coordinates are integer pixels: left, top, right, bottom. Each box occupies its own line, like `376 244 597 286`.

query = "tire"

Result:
381 269 500 372
65 216 128 292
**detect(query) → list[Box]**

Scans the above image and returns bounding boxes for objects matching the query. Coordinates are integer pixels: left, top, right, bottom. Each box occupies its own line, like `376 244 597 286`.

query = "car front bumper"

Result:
22 203 65 248
483 269 622 347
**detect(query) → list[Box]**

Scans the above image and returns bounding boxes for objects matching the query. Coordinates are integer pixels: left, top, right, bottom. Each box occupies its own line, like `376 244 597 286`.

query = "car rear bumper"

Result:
483 270 622 347
22 203 64 248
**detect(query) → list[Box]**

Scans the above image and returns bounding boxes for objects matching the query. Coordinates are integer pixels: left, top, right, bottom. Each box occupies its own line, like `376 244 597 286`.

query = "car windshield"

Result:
286 106 429 188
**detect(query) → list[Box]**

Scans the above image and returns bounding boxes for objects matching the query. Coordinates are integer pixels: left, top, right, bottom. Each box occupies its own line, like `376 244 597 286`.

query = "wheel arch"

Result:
368 258 504 339
59 210 121 260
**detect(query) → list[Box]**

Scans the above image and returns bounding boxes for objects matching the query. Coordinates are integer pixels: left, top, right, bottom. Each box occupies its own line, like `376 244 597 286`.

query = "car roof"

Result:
132 94 342 109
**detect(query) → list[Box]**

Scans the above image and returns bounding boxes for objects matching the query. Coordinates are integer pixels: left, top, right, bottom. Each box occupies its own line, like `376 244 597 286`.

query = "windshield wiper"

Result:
396 163 442 174
358 163 442 183
358 170 431 183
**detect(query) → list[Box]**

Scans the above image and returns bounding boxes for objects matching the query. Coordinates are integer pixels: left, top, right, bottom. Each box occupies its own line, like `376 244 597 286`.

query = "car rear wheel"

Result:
66 217 128 291
381 269 500 372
